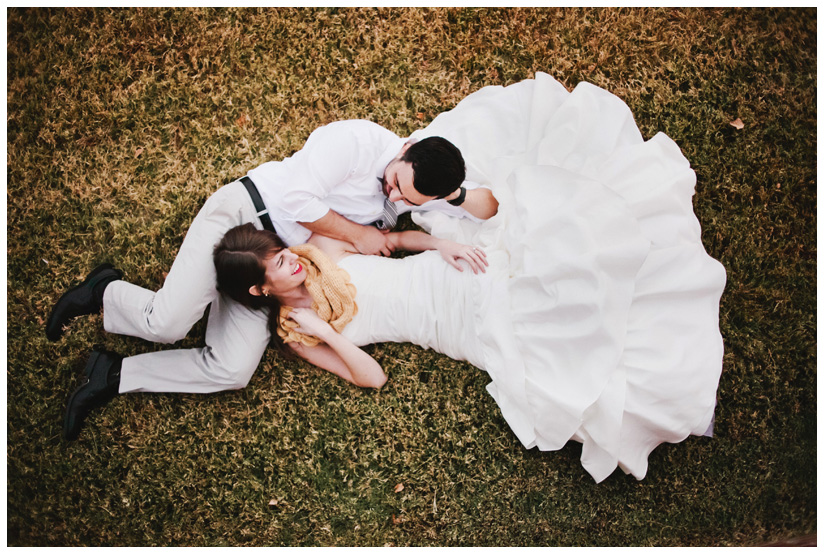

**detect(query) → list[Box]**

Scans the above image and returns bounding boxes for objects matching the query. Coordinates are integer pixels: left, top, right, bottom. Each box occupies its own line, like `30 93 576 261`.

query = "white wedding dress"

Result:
339 73 726 483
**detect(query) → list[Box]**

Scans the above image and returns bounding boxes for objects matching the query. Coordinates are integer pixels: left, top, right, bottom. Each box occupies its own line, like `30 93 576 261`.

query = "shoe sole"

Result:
45 264 117 342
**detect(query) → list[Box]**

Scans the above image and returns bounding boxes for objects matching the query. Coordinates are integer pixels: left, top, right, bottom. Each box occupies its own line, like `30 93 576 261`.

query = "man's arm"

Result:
444 187 499 220
273 122 394 255
300 210 394 256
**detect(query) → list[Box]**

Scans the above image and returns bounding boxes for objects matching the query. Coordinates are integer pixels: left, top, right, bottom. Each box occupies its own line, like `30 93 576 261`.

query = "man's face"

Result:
382 158 436 207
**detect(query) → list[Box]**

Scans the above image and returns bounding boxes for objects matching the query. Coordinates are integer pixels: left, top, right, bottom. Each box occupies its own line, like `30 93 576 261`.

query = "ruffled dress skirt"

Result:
404 73 726 482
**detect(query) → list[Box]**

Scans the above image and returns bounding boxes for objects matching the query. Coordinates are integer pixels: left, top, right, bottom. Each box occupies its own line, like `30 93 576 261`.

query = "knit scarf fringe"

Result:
277 244 358 347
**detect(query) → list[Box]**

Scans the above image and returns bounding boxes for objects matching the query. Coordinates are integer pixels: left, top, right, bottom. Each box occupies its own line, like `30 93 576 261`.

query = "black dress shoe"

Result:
63 348 122 441
46 263 122 341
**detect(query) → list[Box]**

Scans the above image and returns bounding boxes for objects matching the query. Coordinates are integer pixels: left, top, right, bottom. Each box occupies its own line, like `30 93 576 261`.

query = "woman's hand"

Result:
383 230 488 274
436 239 488 274
288 307 333 340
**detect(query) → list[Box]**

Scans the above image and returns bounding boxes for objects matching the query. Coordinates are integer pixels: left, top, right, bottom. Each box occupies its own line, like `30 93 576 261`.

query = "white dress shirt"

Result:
248 119 482 246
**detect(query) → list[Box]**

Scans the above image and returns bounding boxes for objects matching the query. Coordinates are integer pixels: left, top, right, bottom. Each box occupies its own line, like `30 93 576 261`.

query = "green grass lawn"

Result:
7 7 816 546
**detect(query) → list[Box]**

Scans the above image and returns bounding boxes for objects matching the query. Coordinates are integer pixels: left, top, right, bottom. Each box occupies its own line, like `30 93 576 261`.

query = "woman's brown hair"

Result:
213 223 293 357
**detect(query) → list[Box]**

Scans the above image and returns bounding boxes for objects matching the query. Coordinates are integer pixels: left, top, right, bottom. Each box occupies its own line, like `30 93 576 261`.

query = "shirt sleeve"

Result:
278 123 360 224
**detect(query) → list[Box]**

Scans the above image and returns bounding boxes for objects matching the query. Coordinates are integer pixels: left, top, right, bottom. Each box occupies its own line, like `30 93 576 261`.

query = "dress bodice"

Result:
338 250 488 369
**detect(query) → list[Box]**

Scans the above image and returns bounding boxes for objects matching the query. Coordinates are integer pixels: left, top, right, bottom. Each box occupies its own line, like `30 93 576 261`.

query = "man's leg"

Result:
102 181 259 344
64 293 271 439
45 264 123 341
117 292 272 394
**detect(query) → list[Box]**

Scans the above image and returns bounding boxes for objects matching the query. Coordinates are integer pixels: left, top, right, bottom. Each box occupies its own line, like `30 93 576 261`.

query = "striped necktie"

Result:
376 177 398 230
378 197 398 230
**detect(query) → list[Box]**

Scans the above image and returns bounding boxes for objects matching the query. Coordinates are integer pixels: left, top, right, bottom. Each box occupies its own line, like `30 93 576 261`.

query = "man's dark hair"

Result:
400 136 466 198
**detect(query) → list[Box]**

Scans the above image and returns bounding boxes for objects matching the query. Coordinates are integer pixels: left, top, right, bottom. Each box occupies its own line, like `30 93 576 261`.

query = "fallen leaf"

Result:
173 126 183 149
776 183 781 189
135 147 144 158
392 514 403 525
237 113 251 127
394 483 404 493
416 112 425 121
268 499 278 507
730 118 744 130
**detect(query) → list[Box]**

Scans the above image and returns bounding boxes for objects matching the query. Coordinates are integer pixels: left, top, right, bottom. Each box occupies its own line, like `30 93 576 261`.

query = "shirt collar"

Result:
375 136 409 183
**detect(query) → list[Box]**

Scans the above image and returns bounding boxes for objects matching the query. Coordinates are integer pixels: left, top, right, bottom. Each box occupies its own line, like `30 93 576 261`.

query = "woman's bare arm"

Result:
307 229 487 273
287 308 386 389
386 231 488 273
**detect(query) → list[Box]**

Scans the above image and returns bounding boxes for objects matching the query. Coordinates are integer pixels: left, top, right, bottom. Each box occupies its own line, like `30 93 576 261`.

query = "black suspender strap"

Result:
240 176 276 233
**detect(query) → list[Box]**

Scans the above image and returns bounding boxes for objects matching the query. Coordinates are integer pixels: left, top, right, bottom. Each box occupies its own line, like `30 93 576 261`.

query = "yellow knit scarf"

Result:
277 244 358 347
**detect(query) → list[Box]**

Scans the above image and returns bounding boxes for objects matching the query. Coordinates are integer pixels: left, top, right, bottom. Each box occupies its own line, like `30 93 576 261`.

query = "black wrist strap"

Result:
447 186 467 206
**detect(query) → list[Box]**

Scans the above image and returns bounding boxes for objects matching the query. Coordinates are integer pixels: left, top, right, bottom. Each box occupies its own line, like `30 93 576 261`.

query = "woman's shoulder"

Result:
307 234 358 263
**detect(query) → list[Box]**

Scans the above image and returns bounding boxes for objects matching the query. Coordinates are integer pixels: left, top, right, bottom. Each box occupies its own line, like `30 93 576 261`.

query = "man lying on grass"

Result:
46 119 498 441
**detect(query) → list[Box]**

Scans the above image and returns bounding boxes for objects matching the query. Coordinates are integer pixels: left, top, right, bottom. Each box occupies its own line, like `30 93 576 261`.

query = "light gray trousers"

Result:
103 181 272 394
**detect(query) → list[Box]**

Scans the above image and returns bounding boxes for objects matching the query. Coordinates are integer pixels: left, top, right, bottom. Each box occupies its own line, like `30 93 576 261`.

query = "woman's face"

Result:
260 248 306 296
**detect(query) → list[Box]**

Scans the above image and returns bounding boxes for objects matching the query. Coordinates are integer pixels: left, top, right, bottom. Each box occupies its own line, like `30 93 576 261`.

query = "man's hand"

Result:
353 226 394 257
301 210 394 256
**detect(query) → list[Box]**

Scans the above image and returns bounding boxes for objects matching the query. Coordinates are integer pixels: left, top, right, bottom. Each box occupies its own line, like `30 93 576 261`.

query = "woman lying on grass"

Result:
212 224 489 390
